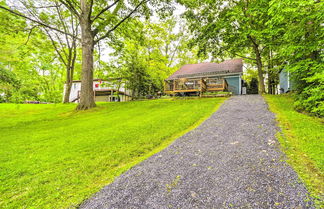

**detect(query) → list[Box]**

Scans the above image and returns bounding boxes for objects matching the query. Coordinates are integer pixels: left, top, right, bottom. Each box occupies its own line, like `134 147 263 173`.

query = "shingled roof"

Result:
166 58 243 80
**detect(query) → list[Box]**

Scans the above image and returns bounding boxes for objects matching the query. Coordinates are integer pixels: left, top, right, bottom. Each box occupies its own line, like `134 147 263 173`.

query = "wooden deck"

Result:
164 78 228 94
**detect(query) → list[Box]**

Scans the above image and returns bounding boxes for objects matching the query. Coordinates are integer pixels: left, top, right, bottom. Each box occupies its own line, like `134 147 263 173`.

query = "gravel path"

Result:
80 95 313 209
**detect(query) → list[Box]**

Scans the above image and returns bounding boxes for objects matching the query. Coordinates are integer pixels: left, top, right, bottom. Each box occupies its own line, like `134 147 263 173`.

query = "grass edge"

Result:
263 95 323 208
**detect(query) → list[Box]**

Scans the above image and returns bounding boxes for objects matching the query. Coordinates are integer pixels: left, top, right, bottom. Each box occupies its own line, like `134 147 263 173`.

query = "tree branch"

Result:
94 0 148 44
24 25 39 45
55 3 71 49
233 52 256 61
27 5 62 9
91 0 120 23
0 5 79 40
168 38 183 67
58 0 80 18
44 28 68 66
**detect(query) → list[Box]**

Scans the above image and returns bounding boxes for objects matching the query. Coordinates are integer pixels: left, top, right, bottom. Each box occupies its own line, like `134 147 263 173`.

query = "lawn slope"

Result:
0 98 225 208
264 95 323 206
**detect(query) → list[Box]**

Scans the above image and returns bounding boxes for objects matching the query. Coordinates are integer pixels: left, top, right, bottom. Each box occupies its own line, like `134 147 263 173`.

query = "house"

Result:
164 59 243 95
65 78 132 103
279 69 294 94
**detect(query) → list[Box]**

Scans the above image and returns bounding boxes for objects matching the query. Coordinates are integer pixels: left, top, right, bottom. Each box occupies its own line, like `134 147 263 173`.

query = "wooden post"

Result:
173 80 175 91
223 79 225 90
200 78 203 97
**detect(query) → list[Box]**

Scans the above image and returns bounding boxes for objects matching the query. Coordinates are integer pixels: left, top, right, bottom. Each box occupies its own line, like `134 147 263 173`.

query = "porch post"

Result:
200 78 203 97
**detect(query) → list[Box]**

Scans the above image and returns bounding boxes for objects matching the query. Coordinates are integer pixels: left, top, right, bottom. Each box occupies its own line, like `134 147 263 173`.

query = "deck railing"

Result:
174 79 201 91
165 78 228 93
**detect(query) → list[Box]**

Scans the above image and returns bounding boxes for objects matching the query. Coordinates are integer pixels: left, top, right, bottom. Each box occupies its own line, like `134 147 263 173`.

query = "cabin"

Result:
164 59 243 95
65 78 132 103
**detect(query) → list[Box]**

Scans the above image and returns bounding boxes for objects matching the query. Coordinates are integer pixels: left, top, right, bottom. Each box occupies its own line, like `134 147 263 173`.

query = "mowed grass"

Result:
264 95 324 205
0 98 225 208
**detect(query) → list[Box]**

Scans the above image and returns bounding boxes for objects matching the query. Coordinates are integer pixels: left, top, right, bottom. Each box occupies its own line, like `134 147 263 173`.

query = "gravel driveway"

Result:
80 95 313 209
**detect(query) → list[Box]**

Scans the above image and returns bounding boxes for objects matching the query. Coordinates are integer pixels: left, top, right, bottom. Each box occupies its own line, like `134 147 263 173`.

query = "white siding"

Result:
65 80 131 103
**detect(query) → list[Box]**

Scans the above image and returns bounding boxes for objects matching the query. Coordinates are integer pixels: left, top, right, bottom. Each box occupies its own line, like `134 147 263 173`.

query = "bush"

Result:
293 84 324 117
247 77 258 94
289 59 324 118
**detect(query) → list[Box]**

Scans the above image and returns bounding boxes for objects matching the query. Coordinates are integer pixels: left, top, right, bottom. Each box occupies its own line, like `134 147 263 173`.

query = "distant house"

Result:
164 59 243 95
65 78 132 103
279 69 294 94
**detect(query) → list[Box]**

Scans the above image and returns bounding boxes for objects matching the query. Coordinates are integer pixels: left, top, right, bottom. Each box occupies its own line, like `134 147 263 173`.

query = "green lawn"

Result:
0 98 225 208
264 95 324 206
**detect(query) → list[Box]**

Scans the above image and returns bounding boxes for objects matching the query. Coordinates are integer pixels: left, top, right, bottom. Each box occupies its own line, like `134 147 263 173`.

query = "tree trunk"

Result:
63 82 72 103
267 49 273 95
64 38 77 103
63 65 72 103
77 0 96 110
251 42 265 94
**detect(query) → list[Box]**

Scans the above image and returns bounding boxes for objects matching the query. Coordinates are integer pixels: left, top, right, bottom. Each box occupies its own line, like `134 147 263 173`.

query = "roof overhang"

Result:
165 72 242 81
94 89 131 97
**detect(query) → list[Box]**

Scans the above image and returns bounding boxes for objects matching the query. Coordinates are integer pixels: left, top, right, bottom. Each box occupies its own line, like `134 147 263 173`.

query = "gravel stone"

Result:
80 95 314 209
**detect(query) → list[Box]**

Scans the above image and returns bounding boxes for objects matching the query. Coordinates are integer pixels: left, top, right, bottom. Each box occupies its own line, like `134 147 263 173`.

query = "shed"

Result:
279 69 294 94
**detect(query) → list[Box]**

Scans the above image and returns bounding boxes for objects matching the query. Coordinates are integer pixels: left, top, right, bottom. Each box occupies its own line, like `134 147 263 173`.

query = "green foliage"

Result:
247 77 259 94
0 68 20 102
202 91 231 96
292 61 324 117
265 95 324 206
181 0 269 57
98 17 198 98
0 68 19 87
268 0 324 117
243 68 259 94
0 98 226 208
0 3 65 103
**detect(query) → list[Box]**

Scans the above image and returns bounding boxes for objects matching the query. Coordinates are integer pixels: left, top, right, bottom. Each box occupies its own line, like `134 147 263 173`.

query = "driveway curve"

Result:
81 95 313 209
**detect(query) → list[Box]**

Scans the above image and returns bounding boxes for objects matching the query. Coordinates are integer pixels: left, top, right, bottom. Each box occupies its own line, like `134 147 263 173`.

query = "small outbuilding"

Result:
279 69 294 94
65 78 132 103
164 59 243 95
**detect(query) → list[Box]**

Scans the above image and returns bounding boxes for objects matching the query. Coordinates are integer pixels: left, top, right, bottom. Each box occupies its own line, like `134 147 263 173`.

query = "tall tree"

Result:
179 0 274 93
41 2 79 103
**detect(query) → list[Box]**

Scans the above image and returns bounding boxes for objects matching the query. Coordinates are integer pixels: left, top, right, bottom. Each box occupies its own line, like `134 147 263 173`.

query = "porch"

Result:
164 77 228 94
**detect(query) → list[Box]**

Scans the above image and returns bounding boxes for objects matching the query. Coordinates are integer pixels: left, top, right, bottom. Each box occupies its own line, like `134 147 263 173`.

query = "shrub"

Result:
290 60 324 117
247 77 258 94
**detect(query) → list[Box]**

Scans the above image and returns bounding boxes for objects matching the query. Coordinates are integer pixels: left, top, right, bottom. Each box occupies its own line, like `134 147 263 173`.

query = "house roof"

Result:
166 58 243 80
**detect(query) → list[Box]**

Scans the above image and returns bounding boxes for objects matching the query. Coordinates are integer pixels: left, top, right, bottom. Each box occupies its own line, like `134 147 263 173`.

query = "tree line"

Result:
0 0 322 116
0 0 197 107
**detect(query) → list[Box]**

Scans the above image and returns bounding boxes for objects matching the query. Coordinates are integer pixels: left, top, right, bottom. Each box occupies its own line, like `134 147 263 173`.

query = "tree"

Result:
108 19 168 98
0 1 65 103
179 0 276 94
102 17 197 98
268 0 323 116
0 67 20 102
40 3 79 103
1 1 80 103
1 0 171 109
